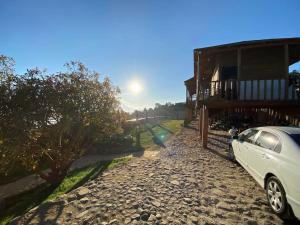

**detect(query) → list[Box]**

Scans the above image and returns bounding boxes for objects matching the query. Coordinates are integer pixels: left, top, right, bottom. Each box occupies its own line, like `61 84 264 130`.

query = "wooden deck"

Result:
199 78 299 105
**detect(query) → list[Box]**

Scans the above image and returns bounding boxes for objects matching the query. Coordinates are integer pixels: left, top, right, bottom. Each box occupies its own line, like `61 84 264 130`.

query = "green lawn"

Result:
0 157 131 225
131 119 183 150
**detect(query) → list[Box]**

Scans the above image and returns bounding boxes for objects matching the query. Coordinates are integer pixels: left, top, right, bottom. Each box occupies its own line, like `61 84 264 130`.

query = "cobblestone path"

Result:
13 124 293 225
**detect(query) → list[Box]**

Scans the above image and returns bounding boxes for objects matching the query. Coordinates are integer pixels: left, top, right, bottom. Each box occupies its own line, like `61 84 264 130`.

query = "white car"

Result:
230 126 300 220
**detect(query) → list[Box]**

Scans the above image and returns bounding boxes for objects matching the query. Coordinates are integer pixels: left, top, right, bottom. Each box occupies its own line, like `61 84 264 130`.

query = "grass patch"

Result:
132 119 183 150
159 120 183 134
107 157 132 169
0 156 131 225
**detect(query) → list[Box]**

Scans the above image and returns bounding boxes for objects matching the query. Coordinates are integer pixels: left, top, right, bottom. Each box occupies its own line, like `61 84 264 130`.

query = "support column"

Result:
201 106 208 148
196 51 201 109
184 87 192 126
237 48 241 80
284 44 289 99
199 108 203 139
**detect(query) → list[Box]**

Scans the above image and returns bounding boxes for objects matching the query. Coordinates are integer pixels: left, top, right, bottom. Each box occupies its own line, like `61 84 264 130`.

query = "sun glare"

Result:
129 81 142 94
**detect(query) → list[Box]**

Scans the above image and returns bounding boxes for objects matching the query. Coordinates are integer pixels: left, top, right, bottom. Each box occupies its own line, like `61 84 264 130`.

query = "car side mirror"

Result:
239 134 245 142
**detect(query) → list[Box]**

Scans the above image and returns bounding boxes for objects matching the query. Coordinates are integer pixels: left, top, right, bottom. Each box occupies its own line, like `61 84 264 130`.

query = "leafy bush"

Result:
0 56 121 185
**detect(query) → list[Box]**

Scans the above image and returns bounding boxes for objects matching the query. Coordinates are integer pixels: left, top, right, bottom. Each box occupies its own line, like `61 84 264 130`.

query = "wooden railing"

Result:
199 79 300 101
186 93 196 104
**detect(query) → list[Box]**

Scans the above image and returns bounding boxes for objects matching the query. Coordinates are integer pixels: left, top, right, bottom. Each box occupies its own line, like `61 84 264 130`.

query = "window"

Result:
241 129 259 144
255 131 281 152
290 134 300 146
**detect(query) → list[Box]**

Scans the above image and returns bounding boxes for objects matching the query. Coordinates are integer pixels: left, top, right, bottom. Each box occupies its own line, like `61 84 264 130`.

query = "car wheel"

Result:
266 176 291 219
228 145 236 161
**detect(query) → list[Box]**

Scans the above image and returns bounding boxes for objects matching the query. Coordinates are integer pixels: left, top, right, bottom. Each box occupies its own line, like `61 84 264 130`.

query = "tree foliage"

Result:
0 56 120 184
289 69 300 78
130 102 185 119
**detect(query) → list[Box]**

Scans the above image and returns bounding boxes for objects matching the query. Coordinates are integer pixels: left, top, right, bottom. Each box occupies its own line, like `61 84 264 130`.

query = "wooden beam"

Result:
194 40 300 54
197 51 204 110
196 52 200 104
201 106 208 148
284 44 289 99
204 99 300 109
237 49 241 80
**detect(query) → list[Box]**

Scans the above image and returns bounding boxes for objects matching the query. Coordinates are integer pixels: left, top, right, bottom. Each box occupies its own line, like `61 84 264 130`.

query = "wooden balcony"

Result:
186 95 196 108
199 78 300 108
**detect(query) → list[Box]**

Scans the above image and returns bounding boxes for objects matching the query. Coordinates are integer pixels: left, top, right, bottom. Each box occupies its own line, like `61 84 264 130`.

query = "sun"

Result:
129 81 142 94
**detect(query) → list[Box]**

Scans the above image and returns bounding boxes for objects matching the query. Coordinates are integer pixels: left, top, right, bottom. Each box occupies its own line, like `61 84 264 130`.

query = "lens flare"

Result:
129 81 142 94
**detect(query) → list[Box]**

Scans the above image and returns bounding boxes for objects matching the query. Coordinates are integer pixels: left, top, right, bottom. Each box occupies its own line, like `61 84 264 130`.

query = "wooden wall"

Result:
207 45 288 82
240 45 286 80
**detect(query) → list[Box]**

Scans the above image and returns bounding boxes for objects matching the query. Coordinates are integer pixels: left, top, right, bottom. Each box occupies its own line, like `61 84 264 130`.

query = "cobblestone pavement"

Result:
12 124 296 225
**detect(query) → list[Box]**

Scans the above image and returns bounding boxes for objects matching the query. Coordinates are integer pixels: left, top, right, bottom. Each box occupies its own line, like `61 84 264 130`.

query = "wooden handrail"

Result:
198 78 299 101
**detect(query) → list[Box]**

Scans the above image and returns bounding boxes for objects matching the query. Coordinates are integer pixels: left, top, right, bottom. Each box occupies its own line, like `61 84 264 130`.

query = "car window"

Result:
242 129 259 144
255 131 281 152
290 134 300 146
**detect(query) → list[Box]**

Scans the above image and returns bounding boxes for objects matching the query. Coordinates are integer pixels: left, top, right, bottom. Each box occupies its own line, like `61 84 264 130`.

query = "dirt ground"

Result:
12 122 300 225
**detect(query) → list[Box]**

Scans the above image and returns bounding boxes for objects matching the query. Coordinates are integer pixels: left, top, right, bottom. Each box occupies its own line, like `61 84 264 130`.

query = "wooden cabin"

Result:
184 38 300 147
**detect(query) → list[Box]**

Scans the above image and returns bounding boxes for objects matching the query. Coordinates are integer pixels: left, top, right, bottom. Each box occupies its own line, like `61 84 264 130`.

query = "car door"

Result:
236 129 259 166
247 131 281 186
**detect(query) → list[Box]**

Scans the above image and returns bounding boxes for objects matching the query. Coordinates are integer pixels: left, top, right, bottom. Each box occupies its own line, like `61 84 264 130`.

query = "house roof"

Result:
193 37 300 81
184 77 196 96
194 37 300 52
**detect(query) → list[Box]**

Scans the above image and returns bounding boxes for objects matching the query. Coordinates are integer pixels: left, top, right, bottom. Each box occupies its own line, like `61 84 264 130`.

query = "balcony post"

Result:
237 48 241 80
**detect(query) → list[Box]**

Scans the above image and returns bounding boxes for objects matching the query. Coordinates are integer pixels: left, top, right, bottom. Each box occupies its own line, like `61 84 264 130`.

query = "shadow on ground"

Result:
185 124 198 131
69 161 112 192
3 161 112 225
156 124 174 134
144 123 166 148
12 200 65 225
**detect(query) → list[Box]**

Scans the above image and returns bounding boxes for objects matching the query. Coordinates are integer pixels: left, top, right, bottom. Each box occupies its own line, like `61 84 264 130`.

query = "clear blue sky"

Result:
1 0 300 112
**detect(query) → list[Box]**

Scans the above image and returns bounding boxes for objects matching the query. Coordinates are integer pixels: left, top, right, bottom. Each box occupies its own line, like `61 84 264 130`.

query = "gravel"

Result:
12 123 288 225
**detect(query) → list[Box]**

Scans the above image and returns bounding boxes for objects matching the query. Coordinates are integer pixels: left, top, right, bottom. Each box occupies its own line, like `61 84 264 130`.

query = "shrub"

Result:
0 57 121 185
